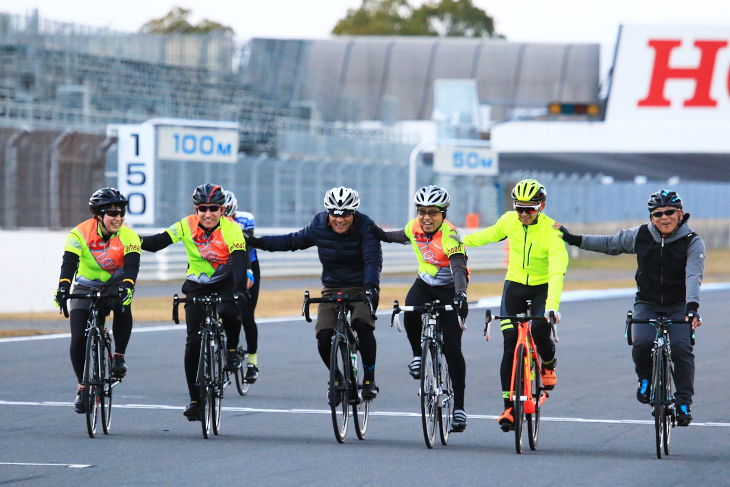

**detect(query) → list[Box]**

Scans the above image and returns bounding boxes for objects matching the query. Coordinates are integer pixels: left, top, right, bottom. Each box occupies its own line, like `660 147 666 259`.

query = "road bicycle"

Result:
485 310 557 454
173 293 242 439
302 290 374 443
391 300 457 449
625 312 692 459
62 288 124 438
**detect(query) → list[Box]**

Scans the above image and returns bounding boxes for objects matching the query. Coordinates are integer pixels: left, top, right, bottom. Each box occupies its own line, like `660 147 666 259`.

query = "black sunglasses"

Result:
100 208 126 217
513 203 540 215
196 205 222 213
651 209 679 218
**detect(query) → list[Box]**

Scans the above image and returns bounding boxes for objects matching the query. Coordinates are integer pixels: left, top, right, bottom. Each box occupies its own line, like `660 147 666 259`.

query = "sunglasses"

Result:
328 209 354 217
513 203 540 214
651 209 679 218
100 208 126 217
196 205 222 213
417 209 442 216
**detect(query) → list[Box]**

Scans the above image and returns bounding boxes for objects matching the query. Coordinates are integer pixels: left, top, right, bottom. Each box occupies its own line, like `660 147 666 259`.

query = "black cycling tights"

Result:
403 279 466 410
316 319 376 381
69 306 132 384
240 259 260 354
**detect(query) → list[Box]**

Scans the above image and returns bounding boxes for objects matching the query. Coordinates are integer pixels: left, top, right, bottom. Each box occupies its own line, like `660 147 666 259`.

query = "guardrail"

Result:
138 228 507 281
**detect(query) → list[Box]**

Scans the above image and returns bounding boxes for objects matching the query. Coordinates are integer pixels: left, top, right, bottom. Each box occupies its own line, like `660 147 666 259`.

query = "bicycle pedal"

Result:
500 423 513 433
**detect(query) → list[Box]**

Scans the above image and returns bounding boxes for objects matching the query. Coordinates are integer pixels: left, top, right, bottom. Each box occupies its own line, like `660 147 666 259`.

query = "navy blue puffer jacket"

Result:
259 211 382 287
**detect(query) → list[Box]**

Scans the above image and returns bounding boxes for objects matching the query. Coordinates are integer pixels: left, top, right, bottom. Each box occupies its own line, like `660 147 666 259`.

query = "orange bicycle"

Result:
485 310 557 454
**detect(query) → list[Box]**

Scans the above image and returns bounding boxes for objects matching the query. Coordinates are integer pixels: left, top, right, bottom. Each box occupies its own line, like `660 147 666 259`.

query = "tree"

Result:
332 0 500 38
139 7 234 35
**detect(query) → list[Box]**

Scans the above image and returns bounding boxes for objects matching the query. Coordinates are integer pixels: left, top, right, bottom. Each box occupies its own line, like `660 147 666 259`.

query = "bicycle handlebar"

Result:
390 299 462 332
301 290 374 323
625 310 695 346
61 287 125 319
484 311 558 343
171 293 242 324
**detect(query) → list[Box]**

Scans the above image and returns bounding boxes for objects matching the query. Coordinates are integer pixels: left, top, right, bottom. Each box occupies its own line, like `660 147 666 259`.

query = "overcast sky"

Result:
4 0 730 80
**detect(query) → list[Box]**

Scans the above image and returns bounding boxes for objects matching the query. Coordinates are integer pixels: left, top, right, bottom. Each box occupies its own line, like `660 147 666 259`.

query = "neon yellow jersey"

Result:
404 218 468 286
463 212 568 310
64 218 141 288
166 214 246 285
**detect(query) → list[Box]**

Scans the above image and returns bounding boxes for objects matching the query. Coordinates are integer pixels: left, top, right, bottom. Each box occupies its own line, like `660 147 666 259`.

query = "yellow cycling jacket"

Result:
463 211 568 310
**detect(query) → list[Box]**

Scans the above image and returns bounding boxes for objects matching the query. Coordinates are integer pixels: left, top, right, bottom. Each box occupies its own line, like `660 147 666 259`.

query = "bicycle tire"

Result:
100 336 114 435
83 327 100 438
235 330 250 395
652 350 664 459
198 330 213 439
330 334 350 443
438 348 453 446
527 350 541 451
663 353 673 456
212 337 223 436
514 344 527 454
420 340 437 449
353 346 369 440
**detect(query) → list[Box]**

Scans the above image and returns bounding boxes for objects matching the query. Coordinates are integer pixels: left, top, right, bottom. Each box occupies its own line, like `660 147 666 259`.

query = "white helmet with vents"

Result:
414 185 450 208
223 190 238 217
324 187 360 212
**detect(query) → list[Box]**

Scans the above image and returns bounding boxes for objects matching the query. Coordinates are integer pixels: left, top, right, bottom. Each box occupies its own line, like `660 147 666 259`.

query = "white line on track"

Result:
0 462 90 468
1 400 727 427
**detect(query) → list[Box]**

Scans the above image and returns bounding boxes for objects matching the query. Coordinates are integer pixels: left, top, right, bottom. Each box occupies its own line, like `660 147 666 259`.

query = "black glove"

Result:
54 285 69 308
686 302 700 324
453 291 468 320
244 234 265 249
370 225 387 242
558 226 582 246
364 284 379 315
120 280 134 307
234 290 248 309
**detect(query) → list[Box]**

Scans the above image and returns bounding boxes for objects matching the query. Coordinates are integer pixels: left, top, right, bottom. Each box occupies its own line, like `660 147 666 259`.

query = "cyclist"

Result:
556 189 705 426
53 188 141 414
371 185 470 432
223 190 260 383
457 179 568 431
246 187 382 401
140 184 249 421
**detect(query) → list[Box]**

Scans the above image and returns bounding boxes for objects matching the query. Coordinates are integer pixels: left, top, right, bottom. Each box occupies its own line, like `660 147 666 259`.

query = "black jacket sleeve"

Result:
59 251 79 288
141 232 174 252
230 249 249 293
122 252 141 285
261 225 317 252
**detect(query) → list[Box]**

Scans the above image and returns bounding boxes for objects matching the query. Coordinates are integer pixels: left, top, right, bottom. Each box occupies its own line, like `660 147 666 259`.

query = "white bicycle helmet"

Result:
223 190 238 217
324 187 360 212
414 185 450 208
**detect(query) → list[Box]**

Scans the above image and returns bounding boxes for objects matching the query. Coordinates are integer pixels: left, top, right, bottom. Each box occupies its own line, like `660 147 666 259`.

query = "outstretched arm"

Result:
553 223 638 255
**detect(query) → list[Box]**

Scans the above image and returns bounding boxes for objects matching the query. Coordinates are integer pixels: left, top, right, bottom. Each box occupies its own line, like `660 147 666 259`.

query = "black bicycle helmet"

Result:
192 183 225 205
647 190 682 210
89 187 128 214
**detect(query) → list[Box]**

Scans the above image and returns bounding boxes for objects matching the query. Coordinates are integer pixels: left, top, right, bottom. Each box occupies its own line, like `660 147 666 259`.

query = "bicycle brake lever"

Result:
172 294 180 324
458 316 467 331
303 291 312 323
552 324 560 343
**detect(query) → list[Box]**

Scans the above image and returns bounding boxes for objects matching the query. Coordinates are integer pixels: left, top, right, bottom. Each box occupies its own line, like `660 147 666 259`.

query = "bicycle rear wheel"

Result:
527 352 541 451
420 340 437 449
100 337 114 435
330 335 350 443
235 330 250 396
198 331 214 439
83 328 100 438
513 344 527 454
212 338 224 436
652 351 664 459
353 347 369 440
663 356 674 456
438 349 453 446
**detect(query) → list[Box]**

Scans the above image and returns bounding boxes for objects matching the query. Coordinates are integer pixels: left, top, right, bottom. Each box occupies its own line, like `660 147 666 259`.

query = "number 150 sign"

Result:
117 125 155 225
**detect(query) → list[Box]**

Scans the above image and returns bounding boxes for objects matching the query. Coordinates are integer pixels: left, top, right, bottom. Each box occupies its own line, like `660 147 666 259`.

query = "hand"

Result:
234 290 248 309
244 235 264 249
686 310 702 329
365 284 379 315
453 291 468 320
450 228 465 244
54 286 68 308
121 286 134 307
371 225 386 241
553 223 582 246
545 310 561 324
246 269 255 289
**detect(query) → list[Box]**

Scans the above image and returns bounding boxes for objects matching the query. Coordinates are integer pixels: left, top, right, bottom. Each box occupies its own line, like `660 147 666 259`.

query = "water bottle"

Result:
350 350 357 377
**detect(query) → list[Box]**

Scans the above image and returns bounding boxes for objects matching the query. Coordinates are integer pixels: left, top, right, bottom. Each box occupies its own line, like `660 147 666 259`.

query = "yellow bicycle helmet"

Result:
512 179 546 203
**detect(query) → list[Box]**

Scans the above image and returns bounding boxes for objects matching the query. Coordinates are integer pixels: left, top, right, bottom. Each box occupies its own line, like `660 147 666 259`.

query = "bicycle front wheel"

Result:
198 331 214 439
330 335 350 443
235 330 250 396
83 328 100 438
212 339 224 436
353 347 369 440
420 340 437 449
438 349 453 446
513 344 527 454
527 351 541 450
101 337 114 435
652 351 664 459
663 355 674 456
